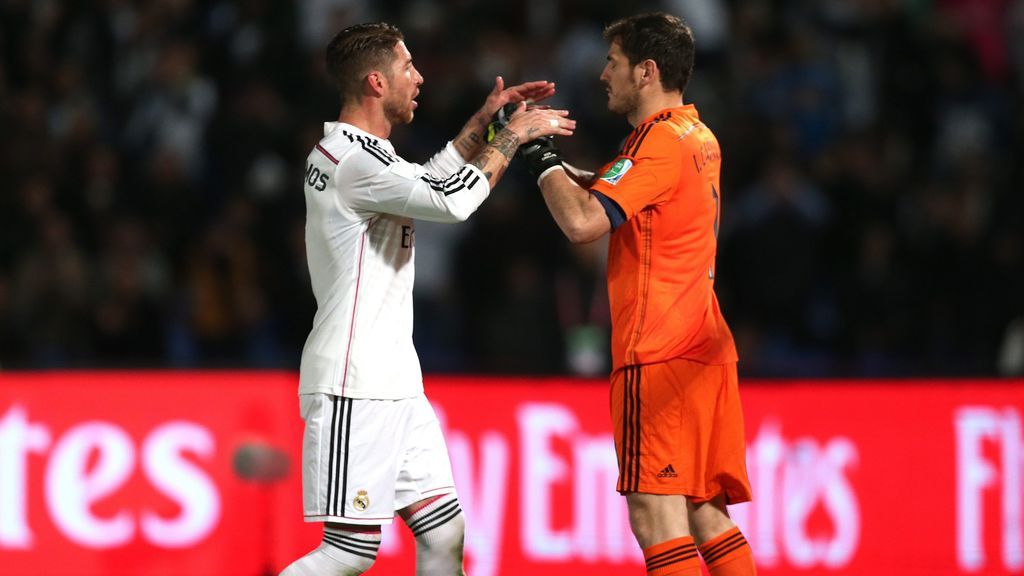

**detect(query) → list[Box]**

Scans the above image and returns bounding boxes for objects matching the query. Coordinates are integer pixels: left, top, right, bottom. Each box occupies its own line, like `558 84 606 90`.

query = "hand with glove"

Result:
518 136 564 182
488 102 573 182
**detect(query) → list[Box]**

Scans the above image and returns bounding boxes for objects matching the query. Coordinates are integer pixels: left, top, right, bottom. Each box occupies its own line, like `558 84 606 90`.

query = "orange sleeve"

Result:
590 124 681 220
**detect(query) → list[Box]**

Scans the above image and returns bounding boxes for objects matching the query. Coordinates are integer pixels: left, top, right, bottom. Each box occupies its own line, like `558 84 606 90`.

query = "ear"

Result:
637 59 658 89
366 70 387 98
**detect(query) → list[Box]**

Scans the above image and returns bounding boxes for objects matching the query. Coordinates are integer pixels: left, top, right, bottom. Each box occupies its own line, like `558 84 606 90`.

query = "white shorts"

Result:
300 393 456 525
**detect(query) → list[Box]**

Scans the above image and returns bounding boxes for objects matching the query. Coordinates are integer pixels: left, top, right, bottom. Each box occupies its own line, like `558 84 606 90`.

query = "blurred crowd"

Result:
1 0 1022 377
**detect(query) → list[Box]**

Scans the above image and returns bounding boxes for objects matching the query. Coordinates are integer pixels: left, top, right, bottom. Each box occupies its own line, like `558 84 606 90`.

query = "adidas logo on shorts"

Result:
657 464 678 478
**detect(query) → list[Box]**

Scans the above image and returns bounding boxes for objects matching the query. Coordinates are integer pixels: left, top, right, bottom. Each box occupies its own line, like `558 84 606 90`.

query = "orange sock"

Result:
643 535 701 576
697 526 756 575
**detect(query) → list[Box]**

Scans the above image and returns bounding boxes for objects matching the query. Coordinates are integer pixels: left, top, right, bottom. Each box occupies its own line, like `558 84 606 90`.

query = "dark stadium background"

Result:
1 0 1022 378
3 2 1024 576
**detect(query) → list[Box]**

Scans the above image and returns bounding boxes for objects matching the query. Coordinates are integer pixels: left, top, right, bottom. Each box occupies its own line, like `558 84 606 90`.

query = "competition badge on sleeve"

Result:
600 158 633 185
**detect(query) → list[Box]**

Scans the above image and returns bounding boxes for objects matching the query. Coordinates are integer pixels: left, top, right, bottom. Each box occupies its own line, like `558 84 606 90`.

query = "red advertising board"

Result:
1 372 1023 575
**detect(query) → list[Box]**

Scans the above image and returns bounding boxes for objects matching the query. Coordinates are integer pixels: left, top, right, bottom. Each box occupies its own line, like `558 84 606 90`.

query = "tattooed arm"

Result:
466 107 576 189
452 112 490 160
468 128 519 188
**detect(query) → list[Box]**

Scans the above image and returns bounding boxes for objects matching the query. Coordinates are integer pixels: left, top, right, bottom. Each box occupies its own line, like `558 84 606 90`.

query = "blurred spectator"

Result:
91 217 169 364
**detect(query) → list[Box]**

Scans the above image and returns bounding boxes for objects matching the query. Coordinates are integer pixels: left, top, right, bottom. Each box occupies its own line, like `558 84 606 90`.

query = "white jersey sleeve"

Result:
337 134 490 223
421 141 468 178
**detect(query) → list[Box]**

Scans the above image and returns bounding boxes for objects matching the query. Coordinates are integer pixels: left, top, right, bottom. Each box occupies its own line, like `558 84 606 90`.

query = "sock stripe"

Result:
700 531 742 555
646 547 699 571
702 538 749 565
646 543 696 565
406 499 459 532
406 501 457 532
322 533 380 553
322 536 378 560
411 505 463 537
700 532 745 561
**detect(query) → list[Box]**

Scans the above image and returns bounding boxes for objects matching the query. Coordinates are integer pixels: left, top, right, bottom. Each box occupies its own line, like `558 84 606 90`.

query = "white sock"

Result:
279 526 381 576
404 493 466 576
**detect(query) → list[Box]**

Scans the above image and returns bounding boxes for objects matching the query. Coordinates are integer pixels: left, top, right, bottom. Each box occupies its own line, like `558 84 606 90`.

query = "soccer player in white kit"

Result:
279 22 575 576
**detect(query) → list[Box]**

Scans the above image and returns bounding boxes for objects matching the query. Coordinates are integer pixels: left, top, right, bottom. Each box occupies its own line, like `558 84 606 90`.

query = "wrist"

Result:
473 110 491 131
537 165 565 185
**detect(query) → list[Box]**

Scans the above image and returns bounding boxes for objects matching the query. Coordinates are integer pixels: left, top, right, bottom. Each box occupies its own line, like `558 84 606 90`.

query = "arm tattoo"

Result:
454 123 486 156
469 148 496 172
468 130 519 185
489 129 520 162
454 130 481 155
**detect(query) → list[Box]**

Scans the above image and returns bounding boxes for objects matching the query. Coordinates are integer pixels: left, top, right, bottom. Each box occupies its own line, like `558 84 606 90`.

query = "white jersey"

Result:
299 122 490 399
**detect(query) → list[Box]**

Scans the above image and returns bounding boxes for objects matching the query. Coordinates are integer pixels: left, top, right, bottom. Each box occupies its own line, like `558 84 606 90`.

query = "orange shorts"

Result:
611 358 752 504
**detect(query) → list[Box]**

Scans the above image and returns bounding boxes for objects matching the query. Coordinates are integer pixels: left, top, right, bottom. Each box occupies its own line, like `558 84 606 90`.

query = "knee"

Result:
626 493 689 549
279 543 378 576
406 493 466 567
279 525 381 576
412 506 465 549
628 501 657 547
687 496 735 545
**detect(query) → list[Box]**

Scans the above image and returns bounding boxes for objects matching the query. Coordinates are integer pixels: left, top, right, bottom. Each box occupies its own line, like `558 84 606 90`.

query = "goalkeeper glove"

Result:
519 137 563 182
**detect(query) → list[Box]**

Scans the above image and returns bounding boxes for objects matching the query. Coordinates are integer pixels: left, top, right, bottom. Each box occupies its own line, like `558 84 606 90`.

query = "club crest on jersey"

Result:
353 490 370 511
600 158 633 185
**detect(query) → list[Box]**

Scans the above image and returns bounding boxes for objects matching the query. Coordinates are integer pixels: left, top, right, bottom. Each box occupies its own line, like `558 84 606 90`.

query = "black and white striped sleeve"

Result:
338 142 490 223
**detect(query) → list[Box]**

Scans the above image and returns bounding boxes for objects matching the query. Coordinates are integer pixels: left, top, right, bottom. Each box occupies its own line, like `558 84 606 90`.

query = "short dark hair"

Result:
603 13 695 94
325 22 404 105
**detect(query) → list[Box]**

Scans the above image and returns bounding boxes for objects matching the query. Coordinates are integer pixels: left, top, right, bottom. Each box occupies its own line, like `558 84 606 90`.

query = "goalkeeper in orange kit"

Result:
518 13 757 576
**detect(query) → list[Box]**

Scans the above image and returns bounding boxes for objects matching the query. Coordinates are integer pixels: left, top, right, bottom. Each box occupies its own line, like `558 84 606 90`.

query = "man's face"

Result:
382 41 423 125
599 40 640 116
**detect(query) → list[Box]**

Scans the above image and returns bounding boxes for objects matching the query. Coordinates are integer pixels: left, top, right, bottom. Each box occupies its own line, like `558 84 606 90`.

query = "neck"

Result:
338 100 392 139
627 91 684 127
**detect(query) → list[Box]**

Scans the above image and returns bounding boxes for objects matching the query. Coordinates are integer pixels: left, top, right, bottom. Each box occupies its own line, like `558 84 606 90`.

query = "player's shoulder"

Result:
623 113 685 159
319 122 400 171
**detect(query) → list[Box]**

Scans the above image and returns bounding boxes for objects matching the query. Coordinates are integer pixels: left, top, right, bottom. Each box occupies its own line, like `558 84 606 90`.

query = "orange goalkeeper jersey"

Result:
590 104 737 370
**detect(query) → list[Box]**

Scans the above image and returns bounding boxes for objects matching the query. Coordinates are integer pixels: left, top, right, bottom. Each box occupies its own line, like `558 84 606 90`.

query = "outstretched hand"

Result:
504 102 575 144
481 76 556 119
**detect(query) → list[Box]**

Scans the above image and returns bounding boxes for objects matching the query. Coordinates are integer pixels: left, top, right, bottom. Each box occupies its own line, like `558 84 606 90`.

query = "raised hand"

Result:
480 76 556 119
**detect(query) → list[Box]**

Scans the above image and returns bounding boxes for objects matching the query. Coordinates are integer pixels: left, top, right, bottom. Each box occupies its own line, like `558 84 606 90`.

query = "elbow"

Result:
564 222 603 244
449 205 475 222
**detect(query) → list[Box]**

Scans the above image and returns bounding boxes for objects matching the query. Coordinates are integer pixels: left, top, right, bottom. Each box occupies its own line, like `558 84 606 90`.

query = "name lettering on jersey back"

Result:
693 140 721 174
401 225 414 249
305 163 330 192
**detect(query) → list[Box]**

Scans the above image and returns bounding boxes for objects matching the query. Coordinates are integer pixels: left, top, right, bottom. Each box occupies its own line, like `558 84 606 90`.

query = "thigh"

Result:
394 395 456 511
300 394 408 526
